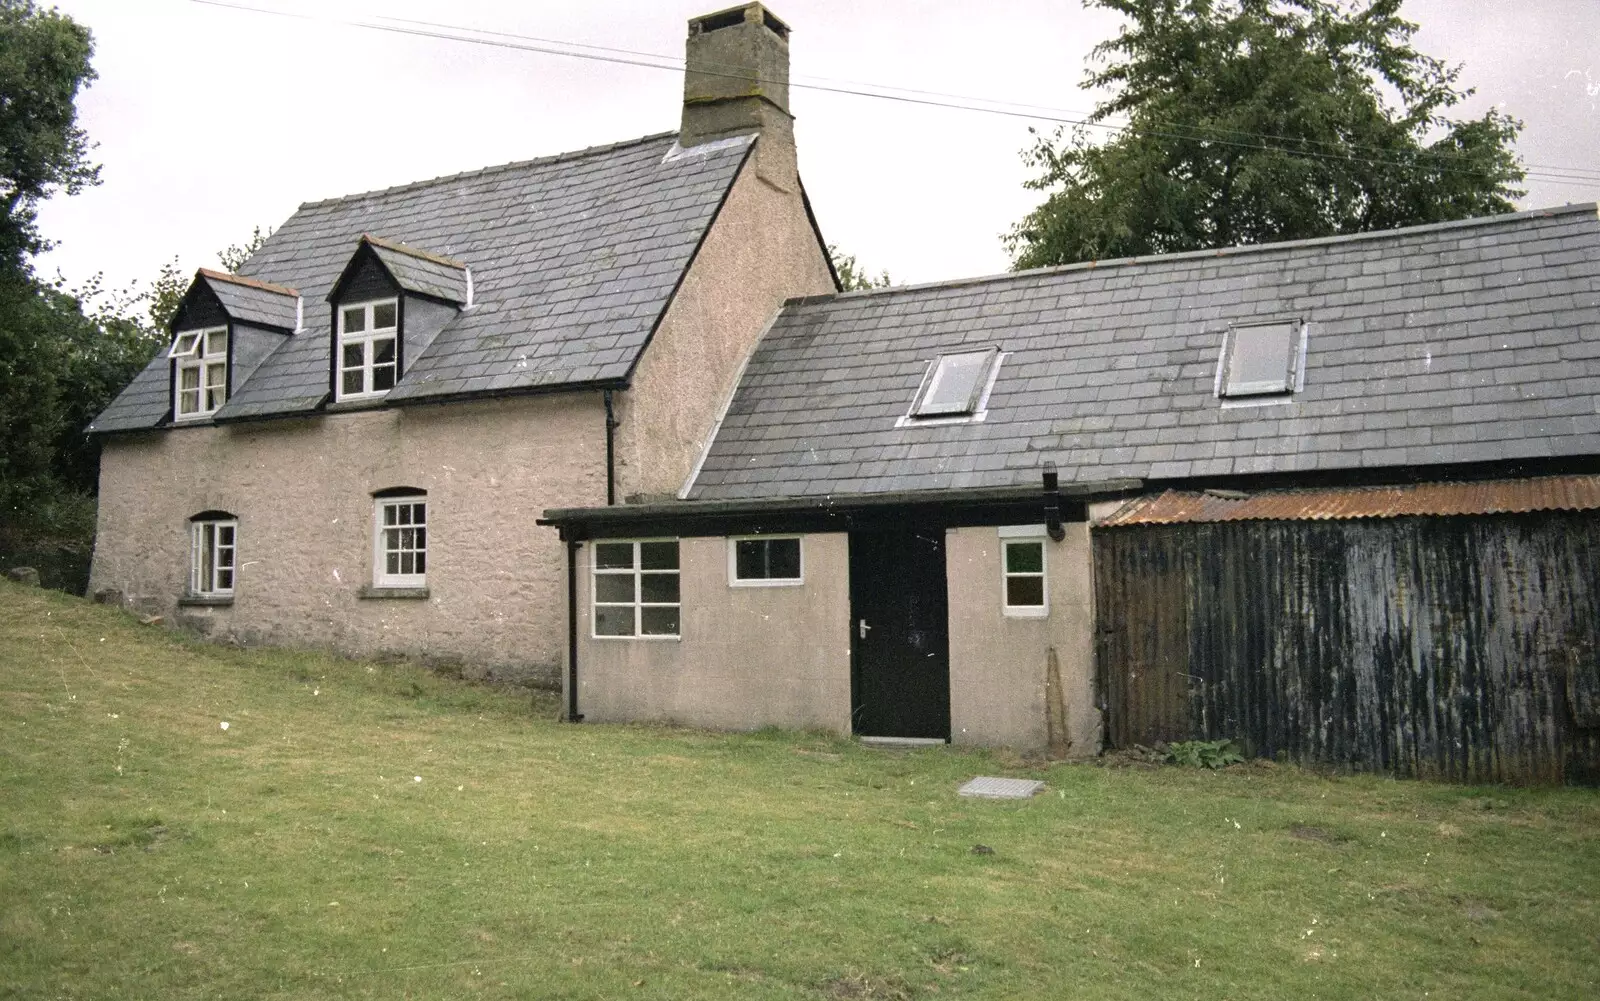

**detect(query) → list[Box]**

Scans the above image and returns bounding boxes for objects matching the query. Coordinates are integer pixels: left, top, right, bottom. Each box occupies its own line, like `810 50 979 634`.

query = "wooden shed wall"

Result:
1093 513 1600 784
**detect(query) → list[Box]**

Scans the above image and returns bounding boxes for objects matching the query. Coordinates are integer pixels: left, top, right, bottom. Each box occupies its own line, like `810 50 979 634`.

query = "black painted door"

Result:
849 527 951 739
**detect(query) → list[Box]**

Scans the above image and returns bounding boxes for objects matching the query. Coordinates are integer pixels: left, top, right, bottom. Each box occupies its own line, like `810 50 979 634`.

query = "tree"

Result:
218 224 271 274
0 0 99 274
1006 0 1525 269
143 255 187 333
828 244 892 291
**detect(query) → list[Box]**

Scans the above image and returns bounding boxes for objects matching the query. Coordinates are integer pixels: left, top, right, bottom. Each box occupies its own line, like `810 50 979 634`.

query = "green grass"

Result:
1 581 1597 1000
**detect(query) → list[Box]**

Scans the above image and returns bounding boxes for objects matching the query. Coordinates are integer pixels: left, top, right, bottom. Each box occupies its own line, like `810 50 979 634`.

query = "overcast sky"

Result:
32 0 1600 299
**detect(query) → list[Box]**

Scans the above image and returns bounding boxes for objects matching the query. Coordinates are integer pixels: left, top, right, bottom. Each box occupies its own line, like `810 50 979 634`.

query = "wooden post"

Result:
1046 645 1071 759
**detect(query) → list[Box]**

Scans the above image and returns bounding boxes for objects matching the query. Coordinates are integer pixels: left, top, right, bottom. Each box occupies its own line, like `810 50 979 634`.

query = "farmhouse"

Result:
542 203 1600 783
85 1 1600 781
86 4 833 684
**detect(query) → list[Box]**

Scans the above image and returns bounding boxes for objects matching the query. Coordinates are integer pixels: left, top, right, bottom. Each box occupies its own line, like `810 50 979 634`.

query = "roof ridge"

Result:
361 234 466 270
197 267 299 297
825 202 1600 304
298 130 680 210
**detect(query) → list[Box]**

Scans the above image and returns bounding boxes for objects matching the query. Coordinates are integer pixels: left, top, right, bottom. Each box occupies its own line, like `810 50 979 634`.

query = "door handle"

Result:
858 618 871 640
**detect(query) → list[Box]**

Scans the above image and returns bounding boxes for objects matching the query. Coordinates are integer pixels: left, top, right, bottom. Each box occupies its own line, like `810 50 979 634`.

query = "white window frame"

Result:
337 298 399 400
727 535 804 587
170 326 228 420
998 525 1048 618
373 495 427 589
189 518 237 597
591 539 681 640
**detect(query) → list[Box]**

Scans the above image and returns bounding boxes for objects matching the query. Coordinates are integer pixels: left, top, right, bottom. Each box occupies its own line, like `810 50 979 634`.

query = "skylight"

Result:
912 348 999 418
1220 320 1301 397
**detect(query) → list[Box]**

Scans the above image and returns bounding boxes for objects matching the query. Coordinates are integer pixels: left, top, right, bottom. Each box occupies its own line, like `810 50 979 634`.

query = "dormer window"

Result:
338 298 399 399
169 326 228 419
1218 320 1305 398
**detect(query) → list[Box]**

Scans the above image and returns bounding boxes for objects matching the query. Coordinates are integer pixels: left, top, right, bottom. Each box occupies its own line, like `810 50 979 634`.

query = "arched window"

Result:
371 490 427 588
188 511 237 597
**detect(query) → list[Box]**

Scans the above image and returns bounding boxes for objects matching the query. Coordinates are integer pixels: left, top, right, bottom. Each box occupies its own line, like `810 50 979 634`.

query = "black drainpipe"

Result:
603 390 618 506
1042 462 1066 542
565 534 583 722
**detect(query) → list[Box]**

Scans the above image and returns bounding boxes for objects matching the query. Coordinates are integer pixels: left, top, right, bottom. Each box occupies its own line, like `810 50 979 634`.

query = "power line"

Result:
370 7 1600 185
190 0 1600 189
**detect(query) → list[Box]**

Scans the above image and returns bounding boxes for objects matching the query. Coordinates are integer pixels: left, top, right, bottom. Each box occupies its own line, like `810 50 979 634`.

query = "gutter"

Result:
539 478 1144 535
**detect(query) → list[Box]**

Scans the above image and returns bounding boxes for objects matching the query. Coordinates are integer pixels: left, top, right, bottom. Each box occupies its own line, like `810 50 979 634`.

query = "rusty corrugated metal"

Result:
1093 512 1600 785
1098 474 1600 527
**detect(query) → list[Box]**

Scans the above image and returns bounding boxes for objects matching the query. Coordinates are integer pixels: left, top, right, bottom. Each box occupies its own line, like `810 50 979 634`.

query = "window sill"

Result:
178 594 233 607
590 634 681 642
1002 607 1049 619
325 396 390 414
359 586 430 600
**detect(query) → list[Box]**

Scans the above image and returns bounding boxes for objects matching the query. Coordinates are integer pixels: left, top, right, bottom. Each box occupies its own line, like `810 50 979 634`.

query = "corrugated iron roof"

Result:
1097 475 1600 527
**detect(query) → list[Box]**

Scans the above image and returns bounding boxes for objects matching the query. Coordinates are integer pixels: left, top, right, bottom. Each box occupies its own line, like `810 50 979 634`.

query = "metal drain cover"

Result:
958 776 1045 799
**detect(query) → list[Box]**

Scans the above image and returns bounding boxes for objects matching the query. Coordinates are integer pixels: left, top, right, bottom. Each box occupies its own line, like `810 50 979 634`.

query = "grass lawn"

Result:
1 582 1597 1000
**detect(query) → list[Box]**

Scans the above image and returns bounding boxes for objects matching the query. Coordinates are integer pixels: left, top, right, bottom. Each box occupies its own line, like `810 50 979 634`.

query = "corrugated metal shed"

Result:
1099 475 1600 527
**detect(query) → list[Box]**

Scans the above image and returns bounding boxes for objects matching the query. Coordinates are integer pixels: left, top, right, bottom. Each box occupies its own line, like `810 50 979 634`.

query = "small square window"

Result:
1001 537 1047 616
729 537 802 585
592 540 681 639
912 348 999 417
1220 320 1301 397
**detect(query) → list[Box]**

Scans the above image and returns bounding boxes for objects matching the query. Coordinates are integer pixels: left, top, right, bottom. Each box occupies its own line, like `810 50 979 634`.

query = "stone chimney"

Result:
680 3 796 190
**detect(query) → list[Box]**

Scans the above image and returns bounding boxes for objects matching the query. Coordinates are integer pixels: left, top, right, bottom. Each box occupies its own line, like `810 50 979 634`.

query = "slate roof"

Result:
200 270 300 330
688 204 1600 502
359 236 470 304
90 131 755 432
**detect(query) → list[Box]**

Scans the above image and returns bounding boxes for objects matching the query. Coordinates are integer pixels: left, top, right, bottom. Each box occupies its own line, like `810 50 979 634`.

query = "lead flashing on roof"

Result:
661 132 756 164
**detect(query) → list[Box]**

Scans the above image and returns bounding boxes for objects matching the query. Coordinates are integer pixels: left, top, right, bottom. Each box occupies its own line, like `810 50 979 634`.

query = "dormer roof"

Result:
88 130 758 433
361 235 470 304
327 235 470 307
187 269 300 332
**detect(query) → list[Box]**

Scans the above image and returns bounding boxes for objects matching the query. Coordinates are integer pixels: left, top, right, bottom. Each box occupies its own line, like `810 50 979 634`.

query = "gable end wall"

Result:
613 140 835 500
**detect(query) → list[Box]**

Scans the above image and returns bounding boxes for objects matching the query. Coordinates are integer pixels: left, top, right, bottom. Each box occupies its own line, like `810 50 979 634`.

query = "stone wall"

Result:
92 393 607 685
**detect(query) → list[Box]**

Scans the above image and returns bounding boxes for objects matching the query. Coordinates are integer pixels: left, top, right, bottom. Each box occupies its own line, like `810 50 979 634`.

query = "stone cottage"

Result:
87 4 833 684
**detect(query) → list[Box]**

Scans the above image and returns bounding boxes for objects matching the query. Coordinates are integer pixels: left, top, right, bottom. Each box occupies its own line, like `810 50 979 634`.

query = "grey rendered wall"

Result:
945 524 1099 754
572 533 852 732
91 392 608 683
